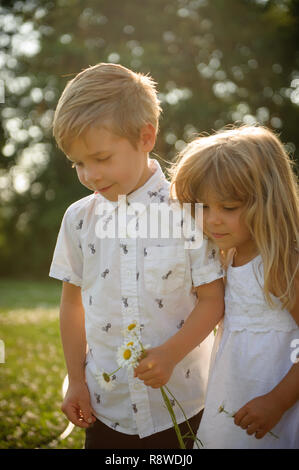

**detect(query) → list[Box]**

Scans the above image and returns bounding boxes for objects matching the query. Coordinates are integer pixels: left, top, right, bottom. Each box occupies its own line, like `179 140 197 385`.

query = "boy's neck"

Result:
128 157 156 195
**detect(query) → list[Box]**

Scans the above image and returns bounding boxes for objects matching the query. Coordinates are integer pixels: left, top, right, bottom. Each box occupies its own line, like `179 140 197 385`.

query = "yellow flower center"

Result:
103 373 110 383
123 349 132 360
128 323 136 331
127 341 134 347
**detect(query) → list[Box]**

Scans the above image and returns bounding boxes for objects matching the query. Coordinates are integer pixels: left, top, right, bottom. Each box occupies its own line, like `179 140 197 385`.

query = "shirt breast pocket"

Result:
144 245 186 295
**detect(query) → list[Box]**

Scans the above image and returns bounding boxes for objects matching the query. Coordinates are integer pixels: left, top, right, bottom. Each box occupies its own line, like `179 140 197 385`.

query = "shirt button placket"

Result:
119 236 154 437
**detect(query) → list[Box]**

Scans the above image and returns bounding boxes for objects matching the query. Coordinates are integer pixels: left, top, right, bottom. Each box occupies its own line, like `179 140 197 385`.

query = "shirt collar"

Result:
94 158 168 213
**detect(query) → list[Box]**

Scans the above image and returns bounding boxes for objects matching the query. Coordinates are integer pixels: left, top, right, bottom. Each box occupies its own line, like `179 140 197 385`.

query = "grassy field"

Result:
0 279 86 449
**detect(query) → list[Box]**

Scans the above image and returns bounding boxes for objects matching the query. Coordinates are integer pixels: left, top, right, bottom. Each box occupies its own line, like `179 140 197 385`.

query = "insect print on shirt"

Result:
76 219 83 230
94 393 101 404
144 247 147 257
78 242 82 250
177 320 184 329
101 269 109 278
185 369 191 379
170 399 175 407
132 404 138 414
162 270 172 280
155 298 164 309
88 243 96 254
102 323 112 333
148 191 158 198
89 296 92 306
103 215 113 231
111 422 119 430
186 235 196 243
136 272 139 281
120 243 128 254
122 297 128 308
208 248 216 259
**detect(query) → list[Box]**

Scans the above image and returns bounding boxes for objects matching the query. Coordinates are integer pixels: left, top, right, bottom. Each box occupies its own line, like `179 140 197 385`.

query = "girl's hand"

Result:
134 346 176 388
61 381 97 428
233 393 284 439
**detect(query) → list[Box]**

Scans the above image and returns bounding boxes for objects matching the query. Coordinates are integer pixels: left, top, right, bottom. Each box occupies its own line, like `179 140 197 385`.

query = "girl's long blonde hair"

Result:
169 125 299 311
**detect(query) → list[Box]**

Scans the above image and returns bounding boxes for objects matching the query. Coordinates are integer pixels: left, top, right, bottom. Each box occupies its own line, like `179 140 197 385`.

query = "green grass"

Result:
0 279 85 449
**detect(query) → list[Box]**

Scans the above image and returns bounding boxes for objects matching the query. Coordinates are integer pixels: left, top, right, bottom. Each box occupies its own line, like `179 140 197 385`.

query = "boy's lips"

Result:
98 184 113 192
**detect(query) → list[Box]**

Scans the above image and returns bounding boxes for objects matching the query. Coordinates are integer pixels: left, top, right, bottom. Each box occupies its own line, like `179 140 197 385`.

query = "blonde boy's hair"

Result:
53 63 162 152
169 125 299 311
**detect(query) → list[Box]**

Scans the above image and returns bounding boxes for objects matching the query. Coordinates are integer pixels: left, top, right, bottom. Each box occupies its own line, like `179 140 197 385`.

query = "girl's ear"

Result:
139 124 156 152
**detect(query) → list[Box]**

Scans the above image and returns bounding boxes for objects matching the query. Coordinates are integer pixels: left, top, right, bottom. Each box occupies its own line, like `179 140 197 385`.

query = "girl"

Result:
169 125 299 449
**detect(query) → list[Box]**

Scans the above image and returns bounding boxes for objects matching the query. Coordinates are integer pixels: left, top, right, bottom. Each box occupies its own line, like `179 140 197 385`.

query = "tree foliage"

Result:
0 0 298 278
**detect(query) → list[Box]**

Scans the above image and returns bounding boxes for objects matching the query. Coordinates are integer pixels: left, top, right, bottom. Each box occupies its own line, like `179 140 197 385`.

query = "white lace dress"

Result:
196 255 299 449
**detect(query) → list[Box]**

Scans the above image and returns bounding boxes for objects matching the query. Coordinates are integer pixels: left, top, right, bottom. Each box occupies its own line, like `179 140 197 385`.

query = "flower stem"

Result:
165 385 203 448
109 366 122 376
160 386 186 449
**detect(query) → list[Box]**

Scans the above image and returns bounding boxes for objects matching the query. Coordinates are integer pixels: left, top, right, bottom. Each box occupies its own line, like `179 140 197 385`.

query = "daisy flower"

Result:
94 369 116 391
121 321 141 337
116 341 140 369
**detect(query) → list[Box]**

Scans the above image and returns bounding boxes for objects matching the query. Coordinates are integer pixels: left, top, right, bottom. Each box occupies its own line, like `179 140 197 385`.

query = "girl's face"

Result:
201 193 256 258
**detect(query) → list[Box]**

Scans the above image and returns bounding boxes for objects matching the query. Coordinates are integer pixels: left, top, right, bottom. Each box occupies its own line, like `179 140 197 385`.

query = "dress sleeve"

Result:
49 207 83 287
188 237 224 287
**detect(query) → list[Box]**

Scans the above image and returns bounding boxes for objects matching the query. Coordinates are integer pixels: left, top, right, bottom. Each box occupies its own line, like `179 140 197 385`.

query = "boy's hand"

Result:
233 393 284 439
134 346 176 388
61 381 97 428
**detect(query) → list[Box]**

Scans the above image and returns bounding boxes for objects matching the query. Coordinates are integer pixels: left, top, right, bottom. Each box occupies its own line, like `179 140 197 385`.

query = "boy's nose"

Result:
85 167 103 185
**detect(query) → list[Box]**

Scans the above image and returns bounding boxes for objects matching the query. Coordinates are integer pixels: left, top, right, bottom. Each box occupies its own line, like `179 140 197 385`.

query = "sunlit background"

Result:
0 0 299 449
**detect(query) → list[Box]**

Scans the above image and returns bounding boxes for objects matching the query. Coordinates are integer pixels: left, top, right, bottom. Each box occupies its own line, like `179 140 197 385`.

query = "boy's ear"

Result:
139 124 156 152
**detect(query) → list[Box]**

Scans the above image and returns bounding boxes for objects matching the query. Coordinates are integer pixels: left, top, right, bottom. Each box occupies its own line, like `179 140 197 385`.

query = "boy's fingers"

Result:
65 405 90 428
79 401 94 424
137 370 155 381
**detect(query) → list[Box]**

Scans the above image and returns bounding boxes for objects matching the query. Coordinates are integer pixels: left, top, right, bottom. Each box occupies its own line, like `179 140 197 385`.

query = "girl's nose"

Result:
206 209 222 225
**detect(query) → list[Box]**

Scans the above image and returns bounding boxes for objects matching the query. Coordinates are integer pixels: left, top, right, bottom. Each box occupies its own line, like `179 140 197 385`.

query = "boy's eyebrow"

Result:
66 150 109 161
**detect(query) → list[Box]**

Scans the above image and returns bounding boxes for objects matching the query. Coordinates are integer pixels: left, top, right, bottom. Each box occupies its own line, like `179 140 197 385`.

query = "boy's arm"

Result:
134 278 225 388
60 282 96 428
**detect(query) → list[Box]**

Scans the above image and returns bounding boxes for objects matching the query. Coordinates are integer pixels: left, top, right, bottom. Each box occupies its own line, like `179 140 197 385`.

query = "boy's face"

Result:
67 125 156 201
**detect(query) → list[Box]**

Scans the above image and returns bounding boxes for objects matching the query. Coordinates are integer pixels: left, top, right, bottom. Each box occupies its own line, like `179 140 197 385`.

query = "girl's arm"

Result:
234 276 299 439
134 278 225 388
59 282 96 428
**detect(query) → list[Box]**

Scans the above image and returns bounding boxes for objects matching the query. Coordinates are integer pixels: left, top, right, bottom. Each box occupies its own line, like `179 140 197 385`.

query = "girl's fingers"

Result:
255 429 267 439
245 422 259 435
238 414 254 429
233 407 248 426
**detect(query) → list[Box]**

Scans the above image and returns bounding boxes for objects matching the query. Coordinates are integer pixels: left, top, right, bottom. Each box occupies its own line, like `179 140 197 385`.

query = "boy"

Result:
50 63 224 449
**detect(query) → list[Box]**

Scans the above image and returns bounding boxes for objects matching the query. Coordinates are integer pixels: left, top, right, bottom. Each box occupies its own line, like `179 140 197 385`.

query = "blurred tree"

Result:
0 0 298 278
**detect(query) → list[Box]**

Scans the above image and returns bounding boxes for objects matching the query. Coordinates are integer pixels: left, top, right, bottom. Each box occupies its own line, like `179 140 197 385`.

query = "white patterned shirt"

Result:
49 158 223 438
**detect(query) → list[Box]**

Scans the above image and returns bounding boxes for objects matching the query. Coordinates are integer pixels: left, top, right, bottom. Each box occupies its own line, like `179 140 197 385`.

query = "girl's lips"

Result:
211 232 229 238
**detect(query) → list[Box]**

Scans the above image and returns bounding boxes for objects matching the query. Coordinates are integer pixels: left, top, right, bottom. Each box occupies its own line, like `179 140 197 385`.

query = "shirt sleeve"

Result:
188 237 224 287
49 206 83 287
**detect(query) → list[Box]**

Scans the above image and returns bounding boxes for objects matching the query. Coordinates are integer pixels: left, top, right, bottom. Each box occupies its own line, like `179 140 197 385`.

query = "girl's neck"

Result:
232 244 259 267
